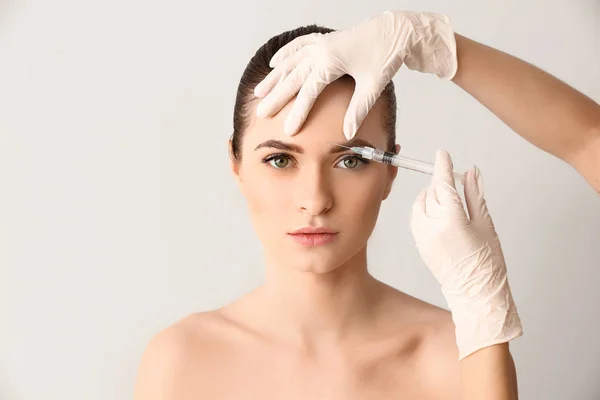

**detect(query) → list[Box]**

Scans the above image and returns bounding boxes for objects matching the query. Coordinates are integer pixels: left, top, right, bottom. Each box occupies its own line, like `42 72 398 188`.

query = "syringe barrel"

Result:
373 149 465 183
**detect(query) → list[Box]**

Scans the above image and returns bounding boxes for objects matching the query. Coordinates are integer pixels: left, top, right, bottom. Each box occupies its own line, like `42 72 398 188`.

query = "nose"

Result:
294 165 333 216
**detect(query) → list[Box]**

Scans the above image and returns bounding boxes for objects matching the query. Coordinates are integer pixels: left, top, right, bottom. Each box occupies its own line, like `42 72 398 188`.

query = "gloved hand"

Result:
254 11 458 139
411 150 523 360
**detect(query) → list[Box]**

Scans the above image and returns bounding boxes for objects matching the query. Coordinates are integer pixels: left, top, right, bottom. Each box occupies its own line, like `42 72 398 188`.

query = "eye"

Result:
263 154 293 169
336 155 367 170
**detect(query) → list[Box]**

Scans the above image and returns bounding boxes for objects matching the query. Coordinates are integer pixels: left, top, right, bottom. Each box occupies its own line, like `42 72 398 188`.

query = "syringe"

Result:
333 144 464 184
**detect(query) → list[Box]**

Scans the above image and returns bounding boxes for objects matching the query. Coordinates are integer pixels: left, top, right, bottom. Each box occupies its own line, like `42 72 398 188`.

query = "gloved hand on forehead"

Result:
254 11 458 140
411 150 523 360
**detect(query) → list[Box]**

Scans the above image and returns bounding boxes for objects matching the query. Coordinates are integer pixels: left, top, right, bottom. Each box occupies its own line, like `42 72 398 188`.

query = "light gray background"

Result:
1 0 599 399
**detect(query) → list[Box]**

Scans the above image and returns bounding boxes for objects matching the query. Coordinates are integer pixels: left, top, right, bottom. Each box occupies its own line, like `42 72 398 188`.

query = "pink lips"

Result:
288 227 338 247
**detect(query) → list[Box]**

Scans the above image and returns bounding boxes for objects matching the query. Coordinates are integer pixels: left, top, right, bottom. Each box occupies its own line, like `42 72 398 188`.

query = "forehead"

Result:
243 80 389 150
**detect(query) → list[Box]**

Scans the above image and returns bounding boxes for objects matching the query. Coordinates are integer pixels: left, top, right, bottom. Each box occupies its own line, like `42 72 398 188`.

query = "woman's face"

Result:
231 80 397 273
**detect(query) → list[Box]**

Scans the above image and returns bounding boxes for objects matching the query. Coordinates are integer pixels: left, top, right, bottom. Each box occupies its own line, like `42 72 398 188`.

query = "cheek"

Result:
331 172 388 244
335 169 388 212
241 167 292 224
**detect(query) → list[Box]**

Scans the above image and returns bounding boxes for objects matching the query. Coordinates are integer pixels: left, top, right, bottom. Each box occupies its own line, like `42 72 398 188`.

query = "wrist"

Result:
449 299 523 360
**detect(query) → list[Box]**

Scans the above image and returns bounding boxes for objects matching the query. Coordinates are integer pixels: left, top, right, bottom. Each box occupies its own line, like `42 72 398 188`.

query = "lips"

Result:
290 227 336 235
288 227 339 246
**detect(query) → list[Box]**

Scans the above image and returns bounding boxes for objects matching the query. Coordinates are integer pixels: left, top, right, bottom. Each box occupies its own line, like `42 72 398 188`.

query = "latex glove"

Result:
410 150 523 360
254 11 458 139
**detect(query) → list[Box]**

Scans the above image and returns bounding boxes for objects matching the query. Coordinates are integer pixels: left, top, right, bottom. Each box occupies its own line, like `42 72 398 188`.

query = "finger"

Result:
410 188 428 228
413 187 428 215
254 68 284 101
343 84 381 140
269 33 321 67
425 179 440 216
464 166 497 236
256 60 312 119
432 149 463 210
463 167 480 221
424 151 445 213
254 54 300 99
284 68 339 136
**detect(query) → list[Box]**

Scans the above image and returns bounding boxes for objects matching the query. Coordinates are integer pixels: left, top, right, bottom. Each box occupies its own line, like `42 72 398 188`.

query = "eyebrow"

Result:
329 138 376 153
254 138 377 153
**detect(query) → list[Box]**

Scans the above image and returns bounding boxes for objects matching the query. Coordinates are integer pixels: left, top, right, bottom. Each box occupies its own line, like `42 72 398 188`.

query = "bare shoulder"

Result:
133 311 235 400
138 310 231 360
417 314 463 400
383 288 462 398
400 295 457 358
381 284 456 333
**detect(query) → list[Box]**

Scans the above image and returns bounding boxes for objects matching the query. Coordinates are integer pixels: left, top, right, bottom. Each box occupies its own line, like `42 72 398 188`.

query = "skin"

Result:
452 34 600 195
133 79 490 399
462 344 518 400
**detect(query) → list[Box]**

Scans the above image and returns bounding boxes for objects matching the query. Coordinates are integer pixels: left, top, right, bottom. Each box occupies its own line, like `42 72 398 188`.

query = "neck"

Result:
252 246 385 350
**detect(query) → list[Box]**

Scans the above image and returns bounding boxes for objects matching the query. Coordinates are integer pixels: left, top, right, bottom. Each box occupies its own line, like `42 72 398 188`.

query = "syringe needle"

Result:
329 143 353 150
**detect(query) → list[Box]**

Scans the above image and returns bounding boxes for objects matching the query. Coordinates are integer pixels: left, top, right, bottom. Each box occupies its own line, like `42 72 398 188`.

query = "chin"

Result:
280 244 364 274
293 259 343 274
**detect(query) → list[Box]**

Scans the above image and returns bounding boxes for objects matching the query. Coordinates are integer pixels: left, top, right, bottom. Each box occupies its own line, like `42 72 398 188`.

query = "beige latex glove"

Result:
254 11 458 139
411 150 523 360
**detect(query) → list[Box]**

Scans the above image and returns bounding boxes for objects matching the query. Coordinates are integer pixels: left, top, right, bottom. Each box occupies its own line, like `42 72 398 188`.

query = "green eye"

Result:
337 156 364 169
267 155 290 168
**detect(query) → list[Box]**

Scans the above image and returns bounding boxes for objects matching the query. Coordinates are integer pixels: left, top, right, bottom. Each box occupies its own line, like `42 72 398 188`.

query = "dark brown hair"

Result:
231 25 397 161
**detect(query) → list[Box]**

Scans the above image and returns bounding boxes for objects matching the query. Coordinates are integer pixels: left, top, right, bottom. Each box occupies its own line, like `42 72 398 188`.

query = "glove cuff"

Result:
447 294 523 360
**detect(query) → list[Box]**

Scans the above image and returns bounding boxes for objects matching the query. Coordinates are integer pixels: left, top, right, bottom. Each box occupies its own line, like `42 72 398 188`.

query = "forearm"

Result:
451 33 600 191
461 343 518 400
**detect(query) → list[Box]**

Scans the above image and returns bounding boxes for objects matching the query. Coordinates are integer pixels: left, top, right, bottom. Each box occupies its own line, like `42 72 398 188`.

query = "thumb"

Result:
343 83 381 140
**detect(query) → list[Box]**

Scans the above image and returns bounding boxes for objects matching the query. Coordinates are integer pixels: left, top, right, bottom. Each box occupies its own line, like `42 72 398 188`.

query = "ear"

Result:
382 144 400 200
229 139 243 186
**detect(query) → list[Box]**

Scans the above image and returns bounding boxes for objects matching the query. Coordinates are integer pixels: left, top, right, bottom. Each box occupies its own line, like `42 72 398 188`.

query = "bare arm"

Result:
461 343 519 400
452 34 600 193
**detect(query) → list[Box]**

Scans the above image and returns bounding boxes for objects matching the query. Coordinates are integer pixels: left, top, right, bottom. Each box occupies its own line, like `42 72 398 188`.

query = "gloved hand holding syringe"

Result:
331 143 465 184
